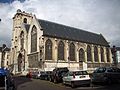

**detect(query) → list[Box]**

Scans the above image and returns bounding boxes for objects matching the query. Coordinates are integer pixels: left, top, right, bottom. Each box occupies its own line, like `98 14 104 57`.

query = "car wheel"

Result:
71 82 75 88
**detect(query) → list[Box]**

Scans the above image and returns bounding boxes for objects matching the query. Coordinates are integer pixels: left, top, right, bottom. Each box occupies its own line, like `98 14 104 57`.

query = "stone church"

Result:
10 9 112 74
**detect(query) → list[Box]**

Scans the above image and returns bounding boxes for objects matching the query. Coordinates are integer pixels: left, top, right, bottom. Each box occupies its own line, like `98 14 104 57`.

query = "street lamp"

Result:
1 44 6 68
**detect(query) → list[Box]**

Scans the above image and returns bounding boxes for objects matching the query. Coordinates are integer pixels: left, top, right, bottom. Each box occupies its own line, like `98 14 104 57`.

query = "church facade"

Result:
10 10 112 74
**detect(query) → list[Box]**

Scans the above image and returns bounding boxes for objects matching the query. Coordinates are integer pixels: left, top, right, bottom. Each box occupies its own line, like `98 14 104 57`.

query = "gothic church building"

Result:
10 10 112 74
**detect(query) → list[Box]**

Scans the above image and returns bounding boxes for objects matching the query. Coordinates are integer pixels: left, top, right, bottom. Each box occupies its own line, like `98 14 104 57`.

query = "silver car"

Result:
62 70 91 88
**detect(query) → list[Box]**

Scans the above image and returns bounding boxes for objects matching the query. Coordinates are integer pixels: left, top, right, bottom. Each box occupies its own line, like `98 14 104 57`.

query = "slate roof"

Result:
0 47 10 52
38 19 109 47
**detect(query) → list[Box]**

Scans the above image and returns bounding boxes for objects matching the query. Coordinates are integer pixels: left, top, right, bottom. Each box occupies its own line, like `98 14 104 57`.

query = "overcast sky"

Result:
0 0 120 47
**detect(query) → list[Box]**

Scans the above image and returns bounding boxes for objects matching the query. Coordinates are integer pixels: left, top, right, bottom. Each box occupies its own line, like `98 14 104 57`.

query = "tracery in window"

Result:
106 48 110 62
79 48 85 62
31 25 37 52
58 41 65 60
69 42 75 61
94 46 99 62
20 31 24 50
45 39 52 60
101 47 104 62
87 45 92 62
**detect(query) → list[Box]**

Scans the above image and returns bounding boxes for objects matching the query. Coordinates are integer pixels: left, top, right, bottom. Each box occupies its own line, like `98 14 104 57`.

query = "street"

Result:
14 76 120 90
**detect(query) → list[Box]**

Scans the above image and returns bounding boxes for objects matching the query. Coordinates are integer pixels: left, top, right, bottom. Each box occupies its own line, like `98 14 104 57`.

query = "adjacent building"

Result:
0 45 10 68
111 47 120 67
10 9 112 74
116 47 120 64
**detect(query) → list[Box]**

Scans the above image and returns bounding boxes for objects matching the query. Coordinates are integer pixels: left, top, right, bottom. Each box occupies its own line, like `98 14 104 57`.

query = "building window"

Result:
20 31 24 50
87 45 92 62
45 39 52 60
106 48 110 62
7 55 9 59
31 25 37 53
101 47 104 62
58 41 64 60
79 48 85 62
23 18 27 23
94 46 99 62
69 42 75 61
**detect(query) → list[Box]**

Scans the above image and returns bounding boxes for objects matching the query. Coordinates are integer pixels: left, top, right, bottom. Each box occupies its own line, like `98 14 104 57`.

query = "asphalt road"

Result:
14 76 120 90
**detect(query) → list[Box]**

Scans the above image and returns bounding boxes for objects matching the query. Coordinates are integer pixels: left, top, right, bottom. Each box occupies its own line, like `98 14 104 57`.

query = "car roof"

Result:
98 67 120 69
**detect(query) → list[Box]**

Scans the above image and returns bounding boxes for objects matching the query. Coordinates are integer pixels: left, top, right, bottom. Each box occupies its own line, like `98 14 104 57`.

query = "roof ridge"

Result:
38 19 100 36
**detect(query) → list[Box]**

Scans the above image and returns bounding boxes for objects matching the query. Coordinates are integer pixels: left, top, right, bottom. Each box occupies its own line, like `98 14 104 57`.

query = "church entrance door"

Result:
18 53 22 72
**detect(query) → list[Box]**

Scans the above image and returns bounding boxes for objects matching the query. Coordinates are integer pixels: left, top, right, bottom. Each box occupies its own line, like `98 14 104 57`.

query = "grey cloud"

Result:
0 0 120 47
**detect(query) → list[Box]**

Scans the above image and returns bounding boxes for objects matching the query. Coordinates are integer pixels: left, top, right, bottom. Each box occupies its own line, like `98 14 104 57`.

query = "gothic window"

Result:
58 41 65 60
31 25 37 53
79 48 85 62
69 42 75 61
106 48 110 62
87 45 92 62
101 47 104 62
45 39 52 60
94 46 99 62
23 18 27 23
20 31 24 50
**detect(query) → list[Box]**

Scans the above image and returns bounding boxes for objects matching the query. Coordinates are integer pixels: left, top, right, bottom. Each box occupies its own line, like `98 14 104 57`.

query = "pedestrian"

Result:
29 71 32 79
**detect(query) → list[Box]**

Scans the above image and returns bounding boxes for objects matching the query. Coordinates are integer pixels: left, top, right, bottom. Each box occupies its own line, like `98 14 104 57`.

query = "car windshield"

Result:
94 67 106 73
69 71 88 76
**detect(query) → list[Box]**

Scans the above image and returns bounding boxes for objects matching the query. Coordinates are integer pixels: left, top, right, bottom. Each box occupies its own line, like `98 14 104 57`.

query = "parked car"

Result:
50 67 69 83
31 71 40 79
45 71 52 81
62 70 91 88
39 71 48 80
0 68 15 90
91 67 120 84
27 71 43 79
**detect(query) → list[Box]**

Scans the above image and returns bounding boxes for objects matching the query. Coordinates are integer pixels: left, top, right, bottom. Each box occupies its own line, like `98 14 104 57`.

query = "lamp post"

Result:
1 44 6 68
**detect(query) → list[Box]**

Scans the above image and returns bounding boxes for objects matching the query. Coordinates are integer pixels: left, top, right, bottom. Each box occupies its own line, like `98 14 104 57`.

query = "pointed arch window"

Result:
79 48 85 62
94 46 99 62
20 31 24 50
87 45 92 62
101 47 104 62
58 41 65 60
31 25 37 52
106 48 110 62
45 39 52 60
69 42 75 61
23 18 27 23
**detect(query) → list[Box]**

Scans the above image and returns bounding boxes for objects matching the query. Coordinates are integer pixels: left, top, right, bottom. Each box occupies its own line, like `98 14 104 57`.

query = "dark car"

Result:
44 71 52 81
0 68 15 90
92 67 120 84
39 71 48 80
50 67 69 83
